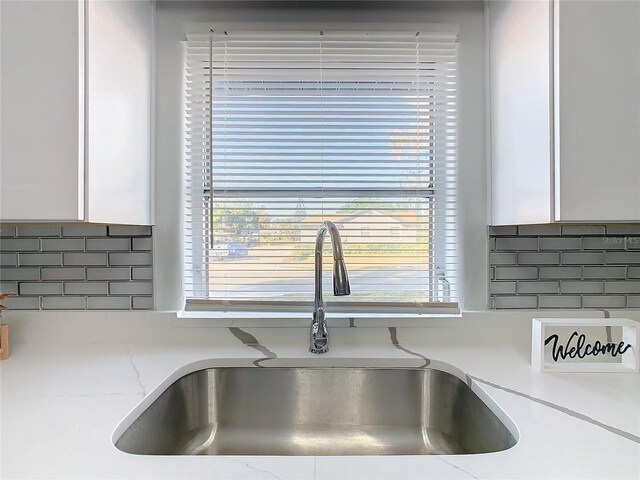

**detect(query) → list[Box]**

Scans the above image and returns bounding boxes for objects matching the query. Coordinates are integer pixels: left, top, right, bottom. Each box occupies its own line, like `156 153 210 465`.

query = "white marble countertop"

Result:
1 310 639 480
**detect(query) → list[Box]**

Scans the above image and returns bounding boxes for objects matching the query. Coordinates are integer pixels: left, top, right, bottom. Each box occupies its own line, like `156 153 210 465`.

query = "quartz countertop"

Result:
1 311 639 480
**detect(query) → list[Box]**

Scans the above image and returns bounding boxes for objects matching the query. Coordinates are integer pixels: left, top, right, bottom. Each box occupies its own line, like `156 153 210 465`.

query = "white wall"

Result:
154 1 489 311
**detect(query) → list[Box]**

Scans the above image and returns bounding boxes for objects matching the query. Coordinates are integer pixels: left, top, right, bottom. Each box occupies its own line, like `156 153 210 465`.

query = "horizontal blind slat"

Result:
184 29 458 308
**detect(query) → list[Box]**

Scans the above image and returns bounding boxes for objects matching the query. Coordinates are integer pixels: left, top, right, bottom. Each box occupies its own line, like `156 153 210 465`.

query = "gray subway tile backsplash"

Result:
0 281 17 293
62 252 108 266
19 282 63 296
18 253 63 266
0 253 17 267
560 225 605 235
4 221 637 311
108 252 152 266
0 226 17 237
41 267 86 281
606 225 640 235
1 238 39 251
41 296 87 310
495 237 538 251
627 296 640 308
560 281 604 294
604 251 640 264
86 238 130 251
1 268 40 281
627 237 640 250
516 281 559 294
41 238 85 251
109 281 153 295
108 225 152 237
582 266 627 279
488 226 517 236
539 237 582 250
132 237 152 251
494 266 538 280
16 226 61 237
490 224 640 309
560 252 604 265
604 281 640 294
131 267 153 280
583 237 626 250
62 225 108 237
538 295 582 309
517 224 562 236
64 282 109 295
4 296 40 310
86 267 132 281
489 281 516 294
489 252 517 265
517 252 559 265
0 224 153 310
581 295 627 309
538 266 582 279
132 296 154 310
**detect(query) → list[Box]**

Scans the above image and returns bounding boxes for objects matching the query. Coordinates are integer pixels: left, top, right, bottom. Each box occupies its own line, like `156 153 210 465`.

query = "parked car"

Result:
213 242 248 261
213 243 229 261
228 242 248 258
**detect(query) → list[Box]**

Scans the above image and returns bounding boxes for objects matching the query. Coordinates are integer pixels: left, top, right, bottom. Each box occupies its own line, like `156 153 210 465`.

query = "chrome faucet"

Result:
310 221 351 354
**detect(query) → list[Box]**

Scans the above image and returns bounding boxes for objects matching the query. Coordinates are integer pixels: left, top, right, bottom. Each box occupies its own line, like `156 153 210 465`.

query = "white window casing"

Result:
184 25 459 314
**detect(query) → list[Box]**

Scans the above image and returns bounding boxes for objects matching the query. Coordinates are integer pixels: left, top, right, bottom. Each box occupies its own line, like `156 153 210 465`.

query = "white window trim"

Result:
152 3 491 314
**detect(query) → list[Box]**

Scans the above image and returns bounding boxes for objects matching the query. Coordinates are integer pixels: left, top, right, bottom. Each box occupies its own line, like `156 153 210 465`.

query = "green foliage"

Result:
337 198 382 214
336 198 424 213
212 207 261 244
212 205 301 244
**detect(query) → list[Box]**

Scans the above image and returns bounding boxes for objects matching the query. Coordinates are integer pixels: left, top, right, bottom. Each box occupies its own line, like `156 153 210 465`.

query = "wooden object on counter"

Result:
0 292 14 360
0 324 8 360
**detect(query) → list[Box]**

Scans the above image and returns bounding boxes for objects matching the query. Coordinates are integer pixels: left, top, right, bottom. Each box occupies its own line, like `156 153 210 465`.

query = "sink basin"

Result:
115 367 517 456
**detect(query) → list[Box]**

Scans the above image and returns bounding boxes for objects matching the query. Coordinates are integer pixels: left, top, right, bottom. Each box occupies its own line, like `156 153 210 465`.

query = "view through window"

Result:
184 28 458 310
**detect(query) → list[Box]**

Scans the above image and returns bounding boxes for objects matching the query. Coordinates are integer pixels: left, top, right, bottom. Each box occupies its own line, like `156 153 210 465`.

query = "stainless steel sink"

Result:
115 367 516 456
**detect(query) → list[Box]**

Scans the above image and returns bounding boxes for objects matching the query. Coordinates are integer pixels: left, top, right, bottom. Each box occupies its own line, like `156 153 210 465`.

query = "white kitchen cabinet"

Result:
489 0 640 225
0 0 153 224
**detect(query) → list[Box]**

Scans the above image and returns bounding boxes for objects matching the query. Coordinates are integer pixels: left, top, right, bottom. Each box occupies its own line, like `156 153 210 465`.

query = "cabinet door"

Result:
488 0 554 225
555 0 640 222
0 0 84 221
86 0 152 225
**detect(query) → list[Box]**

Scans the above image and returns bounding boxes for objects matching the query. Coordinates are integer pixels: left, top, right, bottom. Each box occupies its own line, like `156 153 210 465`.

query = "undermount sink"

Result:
114 367 517 456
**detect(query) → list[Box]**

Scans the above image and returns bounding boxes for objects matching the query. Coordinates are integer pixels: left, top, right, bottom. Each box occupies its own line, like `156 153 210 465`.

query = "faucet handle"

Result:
310 307 329 354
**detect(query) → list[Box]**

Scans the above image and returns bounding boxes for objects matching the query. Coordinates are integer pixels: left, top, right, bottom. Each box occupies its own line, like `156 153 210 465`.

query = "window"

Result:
184 26 458 313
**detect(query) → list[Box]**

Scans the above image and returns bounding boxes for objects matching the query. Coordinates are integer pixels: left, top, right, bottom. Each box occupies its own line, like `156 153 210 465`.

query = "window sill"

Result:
175 310 462 328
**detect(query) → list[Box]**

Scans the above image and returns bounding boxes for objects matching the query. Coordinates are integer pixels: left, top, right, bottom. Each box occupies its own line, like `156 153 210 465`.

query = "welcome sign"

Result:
531 318 639 372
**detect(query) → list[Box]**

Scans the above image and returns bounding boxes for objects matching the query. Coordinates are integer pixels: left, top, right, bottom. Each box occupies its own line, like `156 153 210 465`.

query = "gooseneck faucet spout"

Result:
310 221 351 354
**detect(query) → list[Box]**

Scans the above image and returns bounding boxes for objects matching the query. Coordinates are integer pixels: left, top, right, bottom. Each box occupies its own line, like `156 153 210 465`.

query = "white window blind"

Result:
184 27 458 313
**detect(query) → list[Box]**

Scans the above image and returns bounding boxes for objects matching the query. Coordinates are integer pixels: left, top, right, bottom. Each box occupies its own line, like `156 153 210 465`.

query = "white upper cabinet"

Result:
488 0 553 225
489 0 640 225
0 0 153 224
